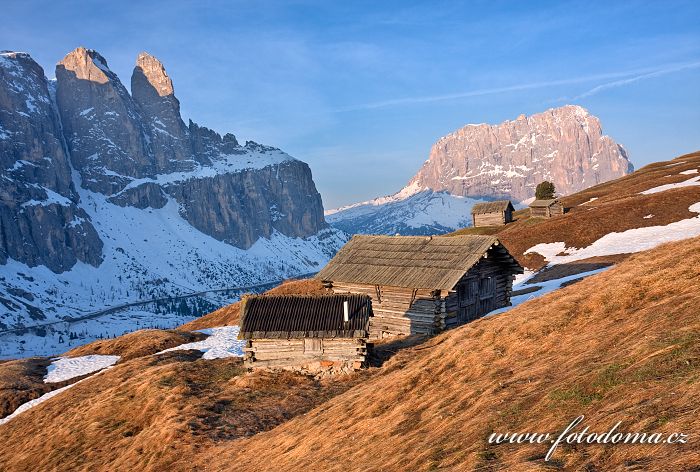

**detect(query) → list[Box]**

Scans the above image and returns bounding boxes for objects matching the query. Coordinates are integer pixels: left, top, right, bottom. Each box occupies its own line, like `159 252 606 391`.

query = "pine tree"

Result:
535 181 556 199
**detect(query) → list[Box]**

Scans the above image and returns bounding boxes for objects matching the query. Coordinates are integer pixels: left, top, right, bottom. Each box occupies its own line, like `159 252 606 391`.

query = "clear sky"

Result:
2 0 699 208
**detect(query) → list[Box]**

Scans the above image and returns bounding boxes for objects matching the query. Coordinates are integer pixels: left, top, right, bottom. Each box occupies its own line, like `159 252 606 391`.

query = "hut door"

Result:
478 276 497 315
458 278 479 322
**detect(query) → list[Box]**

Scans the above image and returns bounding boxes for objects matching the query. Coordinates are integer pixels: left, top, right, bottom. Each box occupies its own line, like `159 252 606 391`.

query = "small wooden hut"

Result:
529 198 564 218
316 235 523 339
471 200 515 226
239 294 372 373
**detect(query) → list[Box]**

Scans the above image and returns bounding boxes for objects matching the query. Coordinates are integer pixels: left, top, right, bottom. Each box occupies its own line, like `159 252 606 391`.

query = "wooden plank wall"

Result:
244 338 367 369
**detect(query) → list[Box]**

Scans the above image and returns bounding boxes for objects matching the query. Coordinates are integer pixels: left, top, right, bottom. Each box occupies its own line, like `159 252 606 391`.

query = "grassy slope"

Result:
0 237 697 471
198 235 700 471
450 151 700 269
64 329 207 361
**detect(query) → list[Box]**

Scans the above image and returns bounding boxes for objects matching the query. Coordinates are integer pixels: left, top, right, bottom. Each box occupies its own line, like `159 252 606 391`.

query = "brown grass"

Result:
180 278 327 331
64 329 207 361
194 235 700 471
450 151 700 269
0 349 369 471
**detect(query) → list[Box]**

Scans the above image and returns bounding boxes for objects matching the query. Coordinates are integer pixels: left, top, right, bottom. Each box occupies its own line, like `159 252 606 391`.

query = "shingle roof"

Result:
471 200 514 215
316 235 522 290
239 294 372 339
529 198 560 208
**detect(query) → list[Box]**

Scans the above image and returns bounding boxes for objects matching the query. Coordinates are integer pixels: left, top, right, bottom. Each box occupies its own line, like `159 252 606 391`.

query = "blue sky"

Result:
2 0 699 208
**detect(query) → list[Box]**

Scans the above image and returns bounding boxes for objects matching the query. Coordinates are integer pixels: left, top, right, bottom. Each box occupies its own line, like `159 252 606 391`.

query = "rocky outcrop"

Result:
131 52 195 172
0 51 102 272
170 160 325 248
55 48 153 195
408 105 633 201
0 47 330 273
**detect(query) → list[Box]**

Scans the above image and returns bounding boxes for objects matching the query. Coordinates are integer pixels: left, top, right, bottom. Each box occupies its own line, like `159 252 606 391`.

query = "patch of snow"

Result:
643 214 654 219
580 197 599 206
680 169 698 175
525 202 700 265
79 107 94 117
157 326 244 359
489 267 610 316
44 354 120 383
640 176 700 195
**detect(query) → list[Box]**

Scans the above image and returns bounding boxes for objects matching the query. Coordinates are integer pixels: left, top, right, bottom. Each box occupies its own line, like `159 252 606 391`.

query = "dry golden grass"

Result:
180 278 327 331
64 329 207 361
194 235 700 471
0 348 369 472
450 151 700 269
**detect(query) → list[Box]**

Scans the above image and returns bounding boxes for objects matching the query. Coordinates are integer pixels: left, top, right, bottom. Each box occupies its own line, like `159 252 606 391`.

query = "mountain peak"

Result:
58 47 112 83
133 51 174 97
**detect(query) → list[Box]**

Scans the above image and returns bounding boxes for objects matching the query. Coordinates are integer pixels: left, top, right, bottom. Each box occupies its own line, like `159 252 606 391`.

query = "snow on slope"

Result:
326 188 508 236
0 178 347 359
640 175 700 195
488 267 611 316
44 355 121 383
525 202 700 265
157 326 244 359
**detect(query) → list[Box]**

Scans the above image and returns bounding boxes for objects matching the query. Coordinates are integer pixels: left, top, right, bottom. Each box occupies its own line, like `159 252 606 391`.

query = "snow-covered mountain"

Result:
325 184 509 235
329 106 633 235
0 48 346 358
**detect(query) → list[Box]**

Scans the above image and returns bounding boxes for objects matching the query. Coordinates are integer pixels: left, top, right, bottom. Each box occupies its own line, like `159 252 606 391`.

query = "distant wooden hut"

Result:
471 200 515 226
529 198 564 218
239 294 372 373
316 235 523 338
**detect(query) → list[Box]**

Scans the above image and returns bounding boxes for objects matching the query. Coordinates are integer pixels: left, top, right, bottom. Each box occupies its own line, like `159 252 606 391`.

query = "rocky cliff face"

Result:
328 106 633 236
407 105 633 202
0 51 102 272
0 47 331 273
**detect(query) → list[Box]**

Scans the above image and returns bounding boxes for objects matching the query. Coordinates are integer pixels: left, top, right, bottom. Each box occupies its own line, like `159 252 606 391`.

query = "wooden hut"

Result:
239 294 372 373
529 198 564 218
316 235 523 339
471 200 515 226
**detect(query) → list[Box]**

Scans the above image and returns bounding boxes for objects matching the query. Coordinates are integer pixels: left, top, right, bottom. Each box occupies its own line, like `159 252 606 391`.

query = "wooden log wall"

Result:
473 212 506 227
331 282 444 338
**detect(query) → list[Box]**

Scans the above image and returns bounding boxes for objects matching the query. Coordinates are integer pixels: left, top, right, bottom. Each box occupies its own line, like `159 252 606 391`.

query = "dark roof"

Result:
239 294 372 339
529 198 560 208
316 235 523 290
471 200 515 215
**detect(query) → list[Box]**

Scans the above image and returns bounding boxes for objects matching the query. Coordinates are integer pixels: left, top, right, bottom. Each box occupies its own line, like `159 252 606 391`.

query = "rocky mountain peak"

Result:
133 51 174 97
131 51 193 171
406 105 633 202
57 47 113 84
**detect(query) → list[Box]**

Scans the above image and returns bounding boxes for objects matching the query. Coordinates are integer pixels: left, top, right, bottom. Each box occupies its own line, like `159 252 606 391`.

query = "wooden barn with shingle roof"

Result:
239 294 372 373
316 235 523 338
471 200 515 226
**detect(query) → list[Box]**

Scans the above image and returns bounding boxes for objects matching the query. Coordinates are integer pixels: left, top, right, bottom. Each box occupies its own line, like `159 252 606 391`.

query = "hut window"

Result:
304 338 322 353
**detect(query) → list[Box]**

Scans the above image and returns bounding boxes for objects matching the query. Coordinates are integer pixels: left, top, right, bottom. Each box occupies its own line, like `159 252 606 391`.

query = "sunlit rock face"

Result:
408 105 633 201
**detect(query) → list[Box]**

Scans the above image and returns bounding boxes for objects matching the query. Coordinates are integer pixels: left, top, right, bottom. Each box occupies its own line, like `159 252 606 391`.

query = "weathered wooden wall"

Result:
444 258 514 328
331 256 515 338
244 338 367 372
530 202 564 218
331 282 442 338
473 211 506 227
